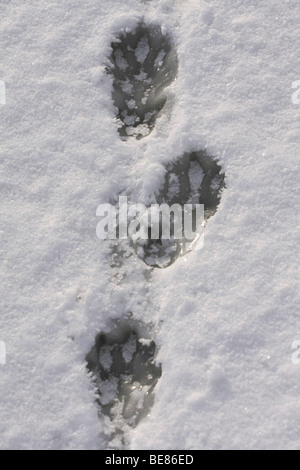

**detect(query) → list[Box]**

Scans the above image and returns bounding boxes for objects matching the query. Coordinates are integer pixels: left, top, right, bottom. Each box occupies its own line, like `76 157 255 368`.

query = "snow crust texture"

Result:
108 22 178 139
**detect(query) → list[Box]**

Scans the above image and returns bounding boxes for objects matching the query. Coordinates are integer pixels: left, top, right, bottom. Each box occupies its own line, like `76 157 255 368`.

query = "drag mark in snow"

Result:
107 22 178 140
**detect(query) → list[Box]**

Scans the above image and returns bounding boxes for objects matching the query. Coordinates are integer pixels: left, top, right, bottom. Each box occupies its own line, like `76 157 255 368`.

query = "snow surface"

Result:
0 0 300 450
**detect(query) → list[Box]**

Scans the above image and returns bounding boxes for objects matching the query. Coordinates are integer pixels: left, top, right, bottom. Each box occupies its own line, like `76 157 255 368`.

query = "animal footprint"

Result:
134 150 226 268
108 22 178 139
86 319 161 441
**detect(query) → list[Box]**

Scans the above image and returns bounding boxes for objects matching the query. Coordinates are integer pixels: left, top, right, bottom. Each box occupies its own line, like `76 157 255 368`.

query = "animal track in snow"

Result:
134 150 226 268
86 319 161 442
88 16 226 447
108 22 178 139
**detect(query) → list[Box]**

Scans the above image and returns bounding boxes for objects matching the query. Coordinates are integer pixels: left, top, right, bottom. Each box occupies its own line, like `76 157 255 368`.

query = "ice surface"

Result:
0 0 300 451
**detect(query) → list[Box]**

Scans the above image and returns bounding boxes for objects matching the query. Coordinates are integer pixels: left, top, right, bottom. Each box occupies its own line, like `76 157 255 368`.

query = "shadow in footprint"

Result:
134 150 226 268
108 22 178 140
86 319 161 440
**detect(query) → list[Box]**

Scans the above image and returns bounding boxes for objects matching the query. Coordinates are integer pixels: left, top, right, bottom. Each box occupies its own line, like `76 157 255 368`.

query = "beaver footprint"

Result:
134 150 226 268
108 22 178 139
86 319 161 441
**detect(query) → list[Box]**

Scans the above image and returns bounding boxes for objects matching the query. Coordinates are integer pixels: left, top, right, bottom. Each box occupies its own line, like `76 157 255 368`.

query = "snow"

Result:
0 0 300 450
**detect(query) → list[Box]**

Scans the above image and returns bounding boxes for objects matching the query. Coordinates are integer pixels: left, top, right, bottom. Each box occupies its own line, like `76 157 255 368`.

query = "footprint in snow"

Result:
133 150 226 268
108 22 178 140
86 318 161 443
